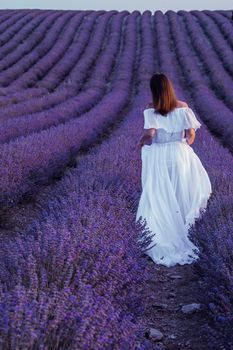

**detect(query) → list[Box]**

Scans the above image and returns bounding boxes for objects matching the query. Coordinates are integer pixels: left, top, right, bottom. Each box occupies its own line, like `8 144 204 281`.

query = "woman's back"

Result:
143 106 201 144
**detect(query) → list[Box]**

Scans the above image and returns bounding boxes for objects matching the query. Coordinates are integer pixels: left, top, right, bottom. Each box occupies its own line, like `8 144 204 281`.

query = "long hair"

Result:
149 73 178 116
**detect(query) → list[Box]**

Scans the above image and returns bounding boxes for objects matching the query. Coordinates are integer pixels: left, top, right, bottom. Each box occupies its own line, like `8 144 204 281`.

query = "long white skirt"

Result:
136 140 212 267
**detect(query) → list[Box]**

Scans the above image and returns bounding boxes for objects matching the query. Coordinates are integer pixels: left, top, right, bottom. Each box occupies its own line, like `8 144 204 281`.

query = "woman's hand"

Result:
136 139 144 152
136 134 152 151
185 128 196 145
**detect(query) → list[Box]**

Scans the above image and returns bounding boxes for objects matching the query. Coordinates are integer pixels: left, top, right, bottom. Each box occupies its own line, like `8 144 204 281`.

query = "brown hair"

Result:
148 73 178 116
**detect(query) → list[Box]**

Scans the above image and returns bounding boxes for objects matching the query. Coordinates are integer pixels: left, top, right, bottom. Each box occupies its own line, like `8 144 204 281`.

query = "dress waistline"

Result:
152 138 187 145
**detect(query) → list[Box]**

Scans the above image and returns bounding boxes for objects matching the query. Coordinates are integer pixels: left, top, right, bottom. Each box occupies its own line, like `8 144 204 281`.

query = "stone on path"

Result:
168 334 177 340
168 274 182 279
152 302 168 309
181 303 202 314
149 328 164 341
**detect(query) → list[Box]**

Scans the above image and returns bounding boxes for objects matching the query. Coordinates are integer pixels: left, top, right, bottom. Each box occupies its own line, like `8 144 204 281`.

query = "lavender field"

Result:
0 8 233 349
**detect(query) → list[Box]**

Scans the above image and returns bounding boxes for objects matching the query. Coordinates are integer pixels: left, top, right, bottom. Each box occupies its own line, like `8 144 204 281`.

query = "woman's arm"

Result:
137 128 156 150
185 128 196 145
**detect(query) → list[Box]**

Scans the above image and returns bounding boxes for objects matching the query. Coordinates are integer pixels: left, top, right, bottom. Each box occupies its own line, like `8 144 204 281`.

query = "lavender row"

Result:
0 10 32 37
0 11 50 65
47 13 114 91
0 11 157 349
0 12 137 208
0 173 154 349
0 11 58 70
216 10 233 20
152 11 183 98
166 11 233 152
0 11 69 86
0 11 101 121
137 11 155 84
0 11 43 54
0 10 18 27
158 11 233 347
178 11 233 111
204 10 233 49
191 11 233 77
24 11 106 91
0 11 122 143
9 11 85 90
0 87 47 108
0 11 84 116
0 11 57 103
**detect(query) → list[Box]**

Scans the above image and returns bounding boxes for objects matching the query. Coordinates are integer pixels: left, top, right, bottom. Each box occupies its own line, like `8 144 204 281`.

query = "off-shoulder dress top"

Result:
143 107 201 144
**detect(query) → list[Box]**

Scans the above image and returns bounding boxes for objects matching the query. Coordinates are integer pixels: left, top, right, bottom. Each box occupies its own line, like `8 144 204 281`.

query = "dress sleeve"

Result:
183 108 201 130
143 110 157 129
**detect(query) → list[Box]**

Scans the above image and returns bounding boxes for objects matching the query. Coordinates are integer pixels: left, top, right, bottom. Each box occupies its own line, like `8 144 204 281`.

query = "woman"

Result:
135 73 212 268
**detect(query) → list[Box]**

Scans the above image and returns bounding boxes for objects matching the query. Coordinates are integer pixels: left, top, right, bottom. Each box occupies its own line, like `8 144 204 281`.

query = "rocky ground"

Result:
143 257 212 350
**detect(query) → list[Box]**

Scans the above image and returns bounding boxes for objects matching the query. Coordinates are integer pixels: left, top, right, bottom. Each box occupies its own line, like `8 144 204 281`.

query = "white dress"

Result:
135 107 212 267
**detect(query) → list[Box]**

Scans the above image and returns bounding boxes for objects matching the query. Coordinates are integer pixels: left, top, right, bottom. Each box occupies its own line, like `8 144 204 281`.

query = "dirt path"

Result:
143 256 212 350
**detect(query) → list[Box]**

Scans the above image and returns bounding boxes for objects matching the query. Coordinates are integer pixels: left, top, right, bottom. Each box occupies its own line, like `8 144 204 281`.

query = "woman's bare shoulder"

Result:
176 100 189 108
145 101 189 109
145 102 154 109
